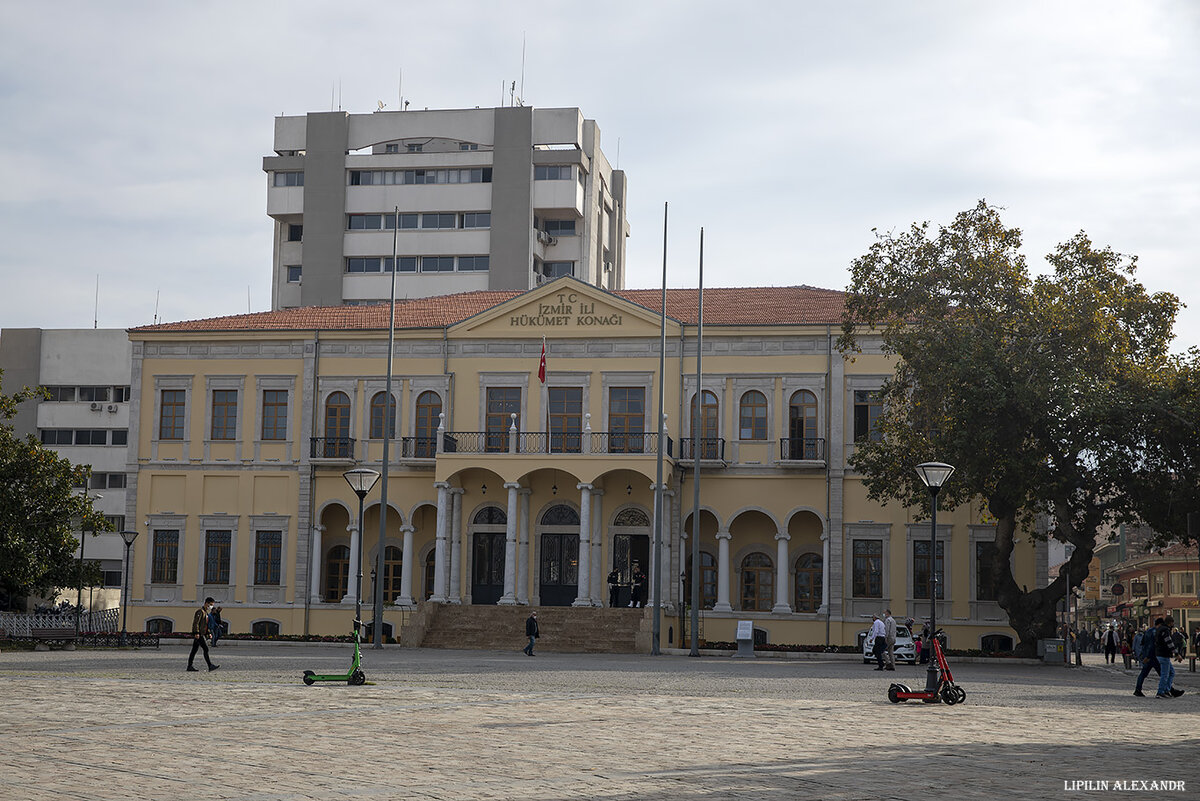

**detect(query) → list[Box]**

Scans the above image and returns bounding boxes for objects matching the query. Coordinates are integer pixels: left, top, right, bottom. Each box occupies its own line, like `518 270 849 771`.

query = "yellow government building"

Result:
123 277 1037 650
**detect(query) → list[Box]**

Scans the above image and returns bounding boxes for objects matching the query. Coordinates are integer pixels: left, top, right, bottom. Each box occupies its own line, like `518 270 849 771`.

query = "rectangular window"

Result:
852 540 883 598
459 142 479 151
394 213 418 230
204 530 231 584
151 530 179 584
89 472 106 489
421 256 455 273
534 165 572 180
262 390 288 440
106 473 127 489
1151 573 1165 597
353 168 493 186
43 386 76 402
40 429 73 445
346 257 382 273
286 265 302 283
287 224 303 242
542 262 575 278
406 143 423 152
74 429 108 445
111 429 128 446
485 387 521 452
104 515 125 531
395 257 418 273
976 541 998 601
420 213 457 230
913 540 945 600
211 390 238 440
385 143 399 154
159 390 185 440
79 386 110 402
113 385 131 402
348 214 383 230
255 530 282 586
273 172 304 187
1168 571 1197 595
461 212 490 229
543 219 576 235
457 256 489 272
609 387 646 453
547 387 583 453
853 390 883 442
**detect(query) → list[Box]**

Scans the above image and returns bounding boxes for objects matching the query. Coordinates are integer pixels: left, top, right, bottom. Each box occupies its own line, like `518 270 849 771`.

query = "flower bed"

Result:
696 641 1019 658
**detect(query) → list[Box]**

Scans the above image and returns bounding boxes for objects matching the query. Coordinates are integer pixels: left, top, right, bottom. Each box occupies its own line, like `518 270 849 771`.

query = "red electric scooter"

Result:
887 629 966 705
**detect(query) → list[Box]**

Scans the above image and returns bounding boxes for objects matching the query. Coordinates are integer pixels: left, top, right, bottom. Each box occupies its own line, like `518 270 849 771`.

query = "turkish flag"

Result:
538 338 547 384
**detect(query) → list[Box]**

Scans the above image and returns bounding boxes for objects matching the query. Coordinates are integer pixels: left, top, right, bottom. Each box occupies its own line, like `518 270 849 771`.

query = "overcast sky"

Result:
1 1 1197 348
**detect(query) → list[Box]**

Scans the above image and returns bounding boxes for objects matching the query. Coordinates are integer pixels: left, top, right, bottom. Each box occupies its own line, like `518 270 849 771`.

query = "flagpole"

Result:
690 227 703 657
651 202 667 656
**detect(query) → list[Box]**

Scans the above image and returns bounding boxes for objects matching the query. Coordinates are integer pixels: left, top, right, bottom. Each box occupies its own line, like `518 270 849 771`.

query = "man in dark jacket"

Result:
187 597 219 672
1154 616 1183 698
1133 620 1161 697
607 568 622 608
523 611 539 656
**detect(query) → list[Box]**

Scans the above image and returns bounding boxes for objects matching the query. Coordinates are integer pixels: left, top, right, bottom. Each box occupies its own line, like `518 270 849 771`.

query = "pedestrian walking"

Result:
607 568 622 608
919 620 932 664
1154 616 1184 699
1133 621 1161 697
523 611 539 656
883 609 898 671
1102 625 1119 664
869 614 887 670
209 605 224 647
629 563 646 608
187 597 220 672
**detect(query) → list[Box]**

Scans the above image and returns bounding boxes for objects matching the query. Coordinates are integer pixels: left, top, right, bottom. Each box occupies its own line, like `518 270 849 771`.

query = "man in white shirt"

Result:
884 609 898 671
869 614 887 670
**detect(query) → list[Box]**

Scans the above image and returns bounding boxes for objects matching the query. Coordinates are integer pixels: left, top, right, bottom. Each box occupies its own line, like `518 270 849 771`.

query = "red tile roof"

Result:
131 284 847 333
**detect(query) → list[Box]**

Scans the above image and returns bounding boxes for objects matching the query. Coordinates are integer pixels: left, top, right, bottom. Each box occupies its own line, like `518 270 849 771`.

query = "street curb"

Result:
660 647 1044 665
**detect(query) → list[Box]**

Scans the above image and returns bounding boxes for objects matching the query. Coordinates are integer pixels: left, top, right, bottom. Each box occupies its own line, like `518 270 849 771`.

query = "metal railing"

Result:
309 437 355 459
589 432 672 456
399 436 437 459
0 608 118 636
438 431 673 457
679 437 726 461
779 437 826 461
517 432 584 454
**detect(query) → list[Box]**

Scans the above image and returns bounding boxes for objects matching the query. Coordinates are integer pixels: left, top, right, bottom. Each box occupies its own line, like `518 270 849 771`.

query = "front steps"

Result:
403 603 653 654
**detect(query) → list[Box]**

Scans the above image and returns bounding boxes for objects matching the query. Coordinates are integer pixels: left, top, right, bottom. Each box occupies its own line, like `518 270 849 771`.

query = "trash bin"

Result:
1040 638 1065 663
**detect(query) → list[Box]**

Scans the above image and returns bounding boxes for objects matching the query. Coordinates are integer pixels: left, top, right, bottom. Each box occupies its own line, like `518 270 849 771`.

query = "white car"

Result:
860 625 917 664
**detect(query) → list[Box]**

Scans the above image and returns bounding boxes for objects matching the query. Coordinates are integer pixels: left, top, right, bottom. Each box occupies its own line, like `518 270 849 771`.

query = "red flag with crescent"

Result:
538 337 546 384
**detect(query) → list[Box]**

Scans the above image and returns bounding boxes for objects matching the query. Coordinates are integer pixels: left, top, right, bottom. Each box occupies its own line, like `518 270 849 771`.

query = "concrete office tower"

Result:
0 329 133 608
264 106 629 309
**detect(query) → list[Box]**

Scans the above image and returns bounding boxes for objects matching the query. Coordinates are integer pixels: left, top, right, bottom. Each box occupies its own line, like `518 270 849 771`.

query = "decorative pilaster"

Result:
310 524 324 603
714 529 733 612
429 482 450 602
343 522 360 606
661 490 675 608
590 489 605 606
498 482 521 604
772 530 792 614
449 488 465 603
517 488 532 603
398 524 415 606
573 483 594 606
819 531 830 614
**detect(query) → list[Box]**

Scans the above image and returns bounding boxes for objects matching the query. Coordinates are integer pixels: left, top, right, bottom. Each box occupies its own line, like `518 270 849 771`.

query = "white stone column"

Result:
499 482 521 604
573 483 593 606
772 530 792 614
819 531 830 615
517 488 532 603
398 524 415 606
590 489 604 606
449 488 464 603
661 490 674 608
310 524 324 603
343 522 360 605
714 529 733 612
429 481 450 602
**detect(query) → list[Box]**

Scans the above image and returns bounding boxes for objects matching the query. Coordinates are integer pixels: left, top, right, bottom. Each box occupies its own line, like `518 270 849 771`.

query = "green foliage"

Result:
839 202 1181 654
0 371 111 605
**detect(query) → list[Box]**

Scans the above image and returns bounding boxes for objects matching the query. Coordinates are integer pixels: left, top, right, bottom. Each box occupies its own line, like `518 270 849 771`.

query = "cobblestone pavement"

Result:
1 644 1195 800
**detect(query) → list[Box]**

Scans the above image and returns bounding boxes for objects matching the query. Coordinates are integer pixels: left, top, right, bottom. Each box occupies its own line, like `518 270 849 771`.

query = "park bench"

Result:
30 627 78 651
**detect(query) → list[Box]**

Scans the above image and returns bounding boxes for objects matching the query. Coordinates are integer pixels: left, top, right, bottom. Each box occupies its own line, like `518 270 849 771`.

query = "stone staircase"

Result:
406 603 652 654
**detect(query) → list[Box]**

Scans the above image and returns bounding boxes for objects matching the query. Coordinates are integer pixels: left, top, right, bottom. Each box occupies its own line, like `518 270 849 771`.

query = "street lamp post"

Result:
76 492 102 636
344 468 381 638
118 529 139 646
915 461 954 695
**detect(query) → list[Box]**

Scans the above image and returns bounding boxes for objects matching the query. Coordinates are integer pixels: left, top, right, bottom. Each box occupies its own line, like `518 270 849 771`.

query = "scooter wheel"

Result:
952 686 966 704
887 684 906 703
940 684 959 705
302 671 315 686
349 669 366 686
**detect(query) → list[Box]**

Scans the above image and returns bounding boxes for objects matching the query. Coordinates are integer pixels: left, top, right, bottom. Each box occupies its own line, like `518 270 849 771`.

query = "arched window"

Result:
690 390 719 458
683 551 718 610
740 552 774 611
324 391 351 457
793 552 823 612
424 550 437 600
614 508 649 527
473 506 507 525
325 545 350 602
252 620 280 637
370 391 396 439
788 390 819 459
145 617 173 634
414 391 441 457
382 545 403 603
738 390 767 440
981 634 1014 653
541 505 580 526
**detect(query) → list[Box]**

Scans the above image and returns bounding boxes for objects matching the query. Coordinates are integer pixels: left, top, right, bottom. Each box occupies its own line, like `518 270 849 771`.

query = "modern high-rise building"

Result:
264 106 629 310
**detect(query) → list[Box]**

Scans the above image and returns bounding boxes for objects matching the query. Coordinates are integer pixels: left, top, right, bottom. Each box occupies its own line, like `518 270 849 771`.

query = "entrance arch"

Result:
539 504 580 607
611 506 650 608
470 505 507 605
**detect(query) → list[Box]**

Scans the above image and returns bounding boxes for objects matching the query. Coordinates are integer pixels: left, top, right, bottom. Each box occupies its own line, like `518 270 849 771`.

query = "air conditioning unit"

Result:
89 402 102 411
106 404 118 413
536 230 551 245
535 274 545 286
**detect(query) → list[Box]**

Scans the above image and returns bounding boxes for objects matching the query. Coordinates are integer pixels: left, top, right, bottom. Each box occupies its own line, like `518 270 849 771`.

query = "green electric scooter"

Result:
302 618 367 686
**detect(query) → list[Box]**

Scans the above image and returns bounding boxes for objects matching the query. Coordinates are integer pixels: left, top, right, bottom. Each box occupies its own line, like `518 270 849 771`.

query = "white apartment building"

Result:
0 328 133 607
264 105 629 309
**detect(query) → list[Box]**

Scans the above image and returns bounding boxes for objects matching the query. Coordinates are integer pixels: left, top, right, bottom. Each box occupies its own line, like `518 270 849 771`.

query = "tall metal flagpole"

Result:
651 202 668 655
372 206 400 648
689 228 704 657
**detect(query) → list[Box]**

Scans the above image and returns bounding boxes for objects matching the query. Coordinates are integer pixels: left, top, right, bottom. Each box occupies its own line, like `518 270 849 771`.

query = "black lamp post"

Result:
915 461 954 694
75 492 102 635
343 468 380 636
118 529 139 645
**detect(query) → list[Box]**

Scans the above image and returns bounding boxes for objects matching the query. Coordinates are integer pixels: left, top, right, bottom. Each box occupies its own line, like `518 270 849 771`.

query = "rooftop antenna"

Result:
510 80 516 107
398 70 402 111
616 137 621 169
331 82 335 112
153 290 160 325
247 285 252 314
520 32 526 105
93 274 99 329
338 79 342 111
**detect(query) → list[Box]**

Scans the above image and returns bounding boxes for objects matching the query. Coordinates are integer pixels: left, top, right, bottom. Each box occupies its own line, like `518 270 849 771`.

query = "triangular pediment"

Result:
451 277 678 338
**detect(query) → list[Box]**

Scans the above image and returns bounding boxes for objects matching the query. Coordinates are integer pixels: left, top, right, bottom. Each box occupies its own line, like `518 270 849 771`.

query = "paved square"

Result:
1 645 1195 800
